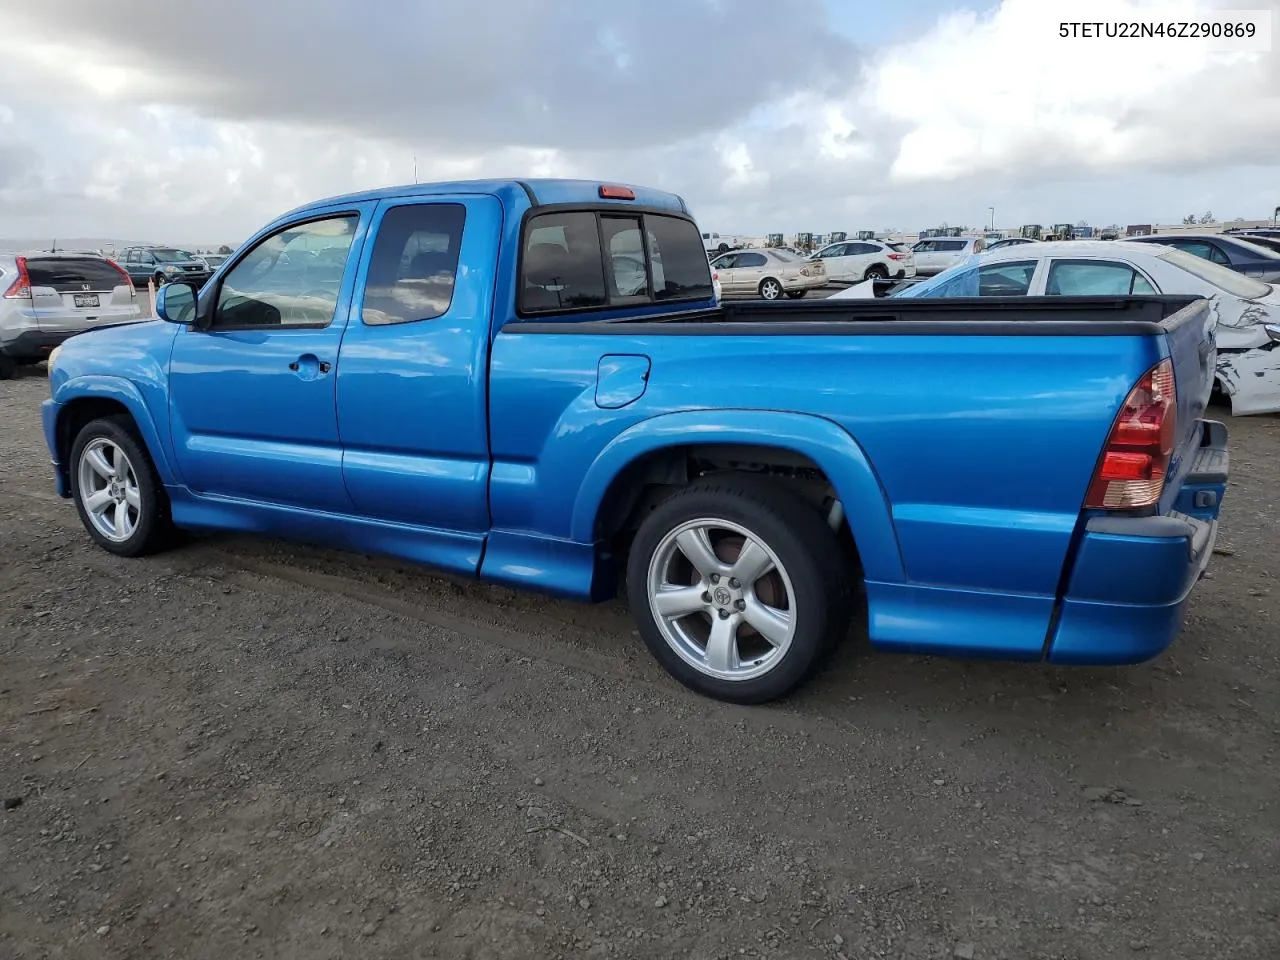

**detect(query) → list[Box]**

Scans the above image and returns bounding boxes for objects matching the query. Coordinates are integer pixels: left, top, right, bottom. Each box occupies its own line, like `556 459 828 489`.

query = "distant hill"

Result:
0 238 237 255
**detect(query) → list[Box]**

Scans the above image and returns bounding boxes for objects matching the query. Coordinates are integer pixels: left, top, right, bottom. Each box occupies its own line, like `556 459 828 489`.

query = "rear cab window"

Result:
519 208 714 316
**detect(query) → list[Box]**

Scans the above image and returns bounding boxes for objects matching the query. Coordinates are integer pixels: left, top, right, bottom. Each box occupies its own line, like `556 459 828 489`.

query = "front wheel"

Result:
71 416 175 557
627 476 853 704
758 278 783 300
153 272 167 288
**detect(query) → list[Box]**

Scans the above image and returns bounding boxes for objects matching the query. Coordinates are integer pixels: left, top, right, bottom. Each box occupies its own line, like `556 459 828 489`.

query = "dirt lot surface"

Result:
2 368 1278 960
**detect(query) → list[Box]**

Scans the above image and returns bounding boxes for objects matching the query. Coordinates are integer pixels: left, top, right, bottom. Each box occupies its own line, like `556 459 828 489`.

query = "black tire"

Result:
758 278 783 300
153 272 166 288
863 264 889 281
0 354 16 380
70 415 176 558
785 290 807 299
626 476 854 704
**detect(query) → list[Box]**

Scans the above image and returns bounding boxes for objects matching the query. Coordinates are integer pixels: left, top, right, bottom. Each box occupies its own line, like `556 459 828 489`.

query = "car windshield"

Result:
150 248 194 261
1158 248 1273 300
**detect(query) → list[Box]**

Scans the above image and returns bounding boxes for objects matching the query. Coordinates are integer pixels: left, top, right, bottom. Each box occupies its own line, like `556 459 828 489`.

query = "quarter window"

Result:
212 215 357 329
362 203 466 326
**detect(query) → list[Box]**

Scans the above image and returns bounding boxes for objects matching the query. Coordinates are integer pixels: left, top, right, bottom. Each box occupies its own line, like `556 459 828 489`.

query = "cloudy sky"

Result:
0 0 1276 244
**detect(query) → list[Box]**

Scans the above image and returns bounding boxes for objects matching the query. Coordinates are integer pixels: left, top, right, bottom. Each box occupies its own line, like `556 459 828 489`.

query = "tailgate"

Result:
25 256 137 332
1159 297 1219 513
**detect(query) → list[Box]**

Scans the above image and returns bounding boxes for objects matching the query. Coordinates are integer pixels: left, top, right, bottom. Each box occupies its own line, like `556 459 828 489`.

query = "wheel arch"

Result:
54 379 176 489
575 410 905 583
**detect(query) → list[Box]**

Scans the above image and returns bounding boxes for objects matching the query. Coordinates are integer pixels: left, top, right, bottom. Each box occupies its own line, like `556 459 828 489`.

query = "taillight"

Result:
3 255 31 299
887 253 906 260
106 258 136 299
1085 358 1177 510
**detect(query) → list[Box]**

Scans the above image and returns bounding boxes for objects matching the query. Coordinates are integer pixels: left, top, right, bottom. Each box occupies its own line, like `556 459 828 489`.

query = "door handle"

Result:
288 355 331 376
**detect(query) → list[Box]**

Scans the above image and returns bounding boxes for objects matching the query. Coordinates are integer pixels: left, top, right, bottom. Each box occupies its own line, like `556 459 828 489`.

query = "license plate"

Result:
73 294 100 308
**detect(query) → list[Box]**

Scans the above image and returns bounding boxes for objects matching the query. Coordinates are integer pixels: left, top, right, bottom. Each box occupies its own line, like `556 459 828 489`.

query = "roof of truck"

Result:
281 178 690 220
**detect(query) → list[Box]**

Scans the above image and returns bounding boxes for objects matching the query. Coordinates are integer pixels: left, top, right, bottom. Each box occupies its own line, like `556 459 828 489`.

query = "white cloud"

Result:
860 0 1280 185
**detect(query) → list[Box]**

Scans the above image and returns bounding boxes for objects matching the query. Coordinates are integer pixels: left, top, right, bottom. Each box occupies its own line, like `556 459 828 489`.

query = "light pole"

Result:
988 206 995 231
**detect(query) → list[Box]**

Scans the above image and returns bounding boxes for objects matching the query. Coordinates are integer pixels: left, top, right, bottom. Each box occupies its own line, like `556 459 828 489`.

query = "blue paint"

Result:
41 177 1228 676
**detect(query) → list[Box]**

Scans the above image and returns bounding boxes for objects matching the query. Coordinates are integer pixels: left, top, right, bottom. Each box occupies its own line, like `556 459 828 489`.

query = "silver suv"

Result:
0 253 143 378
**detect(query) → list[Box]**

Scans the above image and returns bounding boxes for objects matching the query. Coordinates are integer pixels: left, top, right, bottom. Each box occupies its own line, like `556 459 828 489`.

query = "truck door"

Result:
167 205 373 512
335 195 501 576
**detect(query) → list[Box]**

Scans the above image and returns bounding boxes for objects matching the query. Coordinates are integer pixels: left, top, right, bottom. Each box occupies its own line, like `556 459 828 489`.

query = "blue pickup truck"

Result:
41 178 1229 703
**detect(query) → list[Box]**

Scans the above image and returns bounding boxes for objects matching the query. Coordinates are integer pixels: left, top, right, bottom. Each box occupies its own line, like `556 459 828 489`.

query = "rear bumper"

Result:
1046 419 1228 665
1 329 73 359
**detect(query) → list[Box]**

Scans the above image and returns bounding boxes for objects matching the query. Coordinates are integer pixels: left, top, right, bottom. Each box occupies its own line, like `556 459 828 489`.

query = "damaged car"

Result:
831 240 1280 415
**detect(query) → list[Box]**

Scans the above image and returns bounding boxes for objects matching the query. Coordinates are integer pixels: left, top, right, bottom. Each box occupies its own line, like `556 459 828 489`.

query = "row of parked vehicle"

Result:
707 236 994 300
831 228 1280 416
0 246 229 379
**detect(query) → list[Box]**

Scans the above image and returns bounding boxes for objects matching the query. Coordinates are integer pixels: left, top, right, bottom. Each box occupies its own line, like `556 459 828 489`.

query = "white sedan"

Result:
809 240 916 283
832 240 1280 415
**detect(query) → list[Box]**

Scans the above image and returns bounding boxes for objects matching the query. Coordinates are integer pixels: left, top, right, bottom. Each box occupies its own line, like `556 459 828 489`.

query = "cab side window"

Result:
362 204 466 326
213 215 357 329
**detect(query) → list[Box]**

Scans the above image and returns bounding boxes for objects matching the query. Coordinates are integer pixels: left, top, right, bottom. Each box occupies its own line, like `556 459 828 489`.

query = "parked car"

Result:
43 177 1226 705
809 240 915 283
833 239 1279 415
119 246 213 288
1122 233 1280 283
910 236 987 275
0 253 140 379
197 253 230 269
710 247 825 299
986 236 1039 251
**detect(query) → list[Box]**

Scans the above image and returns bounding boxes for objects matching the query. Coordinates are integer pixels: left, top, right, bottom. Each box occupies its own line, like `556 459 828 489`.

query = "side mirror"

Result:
156 282 198 324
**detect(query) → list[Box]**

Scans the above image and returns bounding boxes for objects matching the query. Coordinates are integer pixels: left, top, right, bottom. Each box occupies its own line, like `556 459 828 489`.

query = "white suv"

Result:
809 240 916 283
0 253 141 379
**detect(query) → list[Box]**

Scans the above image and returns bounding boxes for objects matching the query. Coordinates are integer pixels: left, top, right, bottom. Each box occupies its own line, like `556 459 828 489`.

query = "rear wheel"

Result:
70 416 175 557
627 476 853 704
863 264 889 281
758 278 783 300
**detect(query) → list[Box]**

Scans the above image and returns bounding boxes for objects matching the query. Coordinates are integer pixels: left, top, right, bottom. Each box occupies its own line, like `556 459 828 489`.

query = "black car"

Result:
1125 233 1280 282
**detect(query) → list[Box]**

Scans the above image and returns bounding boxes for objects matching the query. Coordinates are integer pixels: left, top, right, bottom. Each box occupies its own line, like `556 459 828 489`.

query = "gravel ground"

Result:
2 366 1278 960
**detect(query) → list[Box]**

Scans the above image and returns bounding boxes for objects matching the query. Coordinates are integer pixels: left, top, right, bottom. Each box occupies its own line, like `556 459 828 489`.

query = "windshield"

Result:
1158 248 1273 300
1226 236 1280 260
150 248 195 261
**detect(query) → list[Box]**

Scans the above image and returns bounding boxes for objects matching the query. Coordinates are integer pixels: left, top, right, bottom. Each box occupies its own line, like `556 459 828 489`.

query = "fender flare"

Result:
570 409 905 582
53 376 178 486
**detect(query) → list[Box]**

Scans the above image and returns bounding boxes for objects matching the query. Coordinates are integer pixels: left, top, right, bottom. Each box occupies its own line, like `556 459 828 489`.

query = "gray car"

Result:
0 253 143 378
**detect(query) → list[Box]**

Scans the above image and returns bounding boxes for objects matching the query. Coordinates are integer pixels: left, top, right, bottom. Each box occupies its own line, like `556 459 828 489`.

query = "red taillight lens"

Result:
1085 358 1176 510
106 258 136 298
887 253 905 260
3 255 31 299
